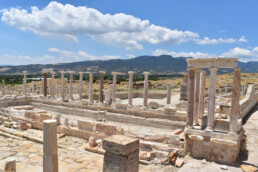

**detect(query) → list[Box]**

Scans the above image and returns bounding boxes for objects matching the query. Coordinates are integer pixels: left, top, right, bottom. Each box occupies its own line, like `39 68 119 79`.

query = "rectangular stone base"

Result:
103 150 139 172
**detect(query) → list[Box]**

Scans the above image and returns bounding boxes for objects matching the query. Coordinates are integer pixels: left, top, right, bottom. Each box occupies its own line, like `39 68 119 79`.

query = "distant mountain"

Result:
0 55 257 75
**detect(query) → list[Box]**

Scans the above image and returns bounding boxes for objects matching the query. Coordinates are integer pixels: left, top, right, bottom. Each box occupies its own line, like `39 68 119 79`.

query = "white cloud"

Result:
221 47 258 62
195 36 247 45
153 47 258 62
1 1 244 50
153 49 215 58
127 54 136 58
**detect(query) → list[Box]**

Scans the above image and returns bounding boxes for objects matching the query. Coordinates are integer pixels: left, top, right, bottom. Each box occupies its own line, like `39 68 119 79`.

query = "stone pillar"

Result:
112 72 117 103
79 72 83 100
99 71 105 103
167 84 171 105
180 74 188 101
186 68 195 128
193 69 200 125
89 73 93 102
198 70 206 119
50 72 55 98
128 71 134 106
229 68 241 133
2 80 5 96
32 81 35 95
44 72 48 97
60 71 65 100
23 71 27 97
69 71 74 101
4 157 16 172
15 85 17 96
143 72 149 107
43 119 58 172
225 84 228 95
102 135 139 172
206 68 218 131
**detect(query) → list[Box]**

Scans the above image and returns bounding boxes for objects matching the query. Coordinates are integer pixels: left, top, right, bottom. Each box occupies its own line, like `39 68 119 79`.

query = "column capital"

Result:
209 67 218 72
99 71 105 74
69 71 74 74
143 72 150 75
234 68 241 72
51 72 55 74
112 72 117 75
60 71 65 74
195 68 201 72
128 71 134 74
78 72 84 74
23 71 27 73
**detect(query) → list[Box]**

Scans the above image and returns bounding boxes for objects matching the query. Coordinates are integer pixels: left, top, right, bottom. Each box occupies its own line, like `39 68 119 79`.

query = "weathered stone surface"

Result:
89 136 97 147
77 120 95 132
102 135 139 156
240 164 257 172
175 158 184 167
40 114 52 122
4 157 16 172
3 121 12 128
96 123 123 135
148 101 159 109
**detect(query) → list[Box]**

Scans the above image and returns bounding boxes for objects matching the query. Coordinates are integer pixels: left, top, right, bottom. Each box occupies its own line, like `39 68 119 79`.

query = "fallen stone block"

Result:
39 114 52 122
3 121 12 128
89 136 97 147
19 121 29 130
14 105 34 110
175 158 184 167
148 101 159 109
95 123 124 135
155 150 169 159
140 151 150 161
78 120 95 132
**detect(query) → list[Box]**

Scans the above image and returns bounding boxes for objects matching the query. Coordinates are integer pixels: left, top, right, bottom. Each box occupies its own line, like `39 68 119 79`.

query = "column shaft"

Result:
206 68 218 131
89 73 93 101
51 72 55 98
69 72 74 100
44 73 47 97
229 68 241 133
186 68 195 128
198 70 206 119
61 72 65 100
99 71 105 103
167 84 171 105
79 72 83 100
112 72 117 103
193 69 200 125
23 71 27 97
128 72 134 106
143 72 149 107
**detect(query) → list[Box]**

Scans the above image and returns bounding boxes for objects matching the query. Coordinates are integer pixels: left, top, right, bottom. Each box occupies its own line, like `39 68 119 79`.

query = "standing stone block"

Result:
43 119 58 172
4 157 16 172
102 135 139 172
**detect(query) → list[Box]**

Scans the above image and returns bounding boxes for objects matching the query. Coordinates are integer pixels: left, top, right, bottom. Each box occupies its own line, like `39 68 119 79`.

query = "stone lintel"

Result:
186 58 238 68
210 138 237 146
102 135 139 156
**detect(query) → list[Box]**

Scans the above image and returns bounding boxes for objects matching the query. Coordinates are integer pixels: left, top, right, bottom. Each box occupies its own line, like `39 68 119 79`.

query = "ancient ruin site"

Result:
0 57 256 172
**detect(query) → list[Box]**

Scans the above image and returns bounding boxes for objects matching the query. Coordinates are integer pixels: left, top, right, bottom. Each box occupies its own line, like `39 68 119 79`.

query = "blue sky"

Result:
0 0 257 65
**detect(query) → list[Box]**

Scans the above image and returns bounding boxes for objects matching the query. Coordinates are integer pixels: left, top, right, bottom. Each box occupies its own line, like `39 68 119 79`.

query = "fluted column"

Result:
60 71 65 100
112 72 117 103
198 70 206 119
89 72 93 102
206 68 218 131
186 68 195 128
99 71 105 103
23 71 27 97
193 69 200 125
69 71 74 100
229 68 241 134
143 72 149 107
50 72 55 98
128 71 134 106
79 72 83 100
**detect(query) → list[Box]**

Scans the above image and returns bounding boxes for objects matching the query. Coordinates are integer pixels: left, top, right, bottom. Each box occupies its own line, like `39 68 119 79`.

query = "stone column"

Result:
99 71 105 103
186 68 195 128
102 135 139 172
206 68 218 131
225 84 228 95
198 70 206 119
4 157 16 172
69 72 74 101
128 71 134 106
60 71 65 100
23 71 27 97
193 69 200 125
143 72 149 107
89 73 93 102
50 72 55 98
167 84 171 105
229 68 241 133
44 72 48 97
32 81 35 95
2 80 5 96
15 85 17 96
43 119 58 172
79 72 83 100
112 72 117 103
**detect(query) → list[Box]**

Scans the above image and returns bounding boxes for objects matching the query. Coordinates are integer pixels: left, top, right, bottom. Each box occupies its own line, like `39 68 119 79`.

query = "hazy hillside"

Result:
0 55 257 75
